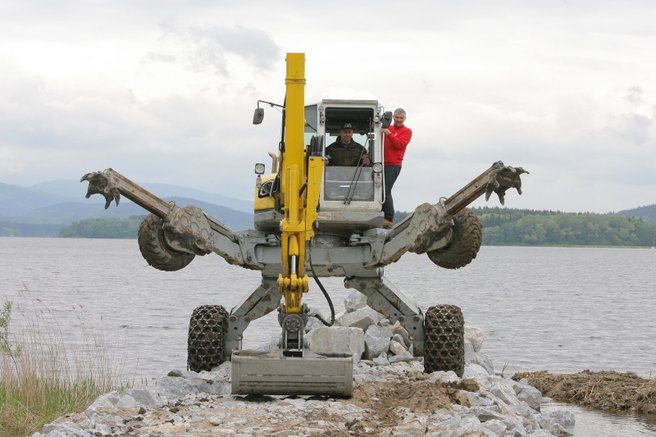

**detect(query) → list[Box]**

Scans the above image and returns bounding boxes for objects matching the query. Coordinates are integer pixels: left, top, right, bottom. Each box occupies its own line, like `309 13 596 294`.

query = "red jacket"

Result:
384 124 412 166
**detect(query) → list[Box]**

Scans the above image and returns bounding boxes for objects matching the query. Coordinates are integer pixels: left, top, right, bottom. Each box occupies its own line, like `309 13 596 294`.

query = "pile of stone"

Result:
34 292 576 436
304 290 417 365
305 290 495 372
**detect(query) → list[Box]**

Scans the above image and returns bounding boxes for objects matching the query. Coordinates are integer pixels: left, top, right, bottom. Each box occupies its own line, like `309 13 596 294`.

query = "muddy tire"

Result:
187 305 229 372
423 304 465 376
138 214 195 271
427 208 482 269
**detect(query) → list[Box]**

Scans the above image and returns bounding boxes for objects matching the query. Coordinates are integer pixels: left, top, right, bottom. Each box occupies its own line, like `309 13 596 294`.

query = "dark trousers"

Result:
383 165 401 221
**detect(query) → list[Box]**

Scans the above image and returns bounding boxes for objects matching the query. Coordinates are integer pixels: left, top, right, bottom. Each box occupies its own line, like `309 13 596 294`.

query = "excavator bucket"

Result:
231 350 353 397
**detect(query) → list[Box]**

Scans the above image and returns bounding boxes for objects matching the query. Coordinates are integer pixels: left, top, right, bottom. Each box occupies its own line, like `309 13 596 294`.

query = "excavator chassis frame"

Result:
81 161 526 396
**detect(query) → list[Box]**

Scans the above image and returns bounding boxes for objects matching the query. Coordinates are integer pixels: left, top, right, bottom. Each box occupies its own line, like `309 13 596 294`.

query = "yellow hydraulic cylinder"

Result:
277 52 323 315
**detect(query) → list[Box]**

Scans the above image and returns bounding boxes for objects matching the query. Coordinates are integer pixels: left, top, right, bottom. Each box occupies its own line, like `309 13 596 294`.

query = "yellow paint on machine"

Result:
277 53 323 314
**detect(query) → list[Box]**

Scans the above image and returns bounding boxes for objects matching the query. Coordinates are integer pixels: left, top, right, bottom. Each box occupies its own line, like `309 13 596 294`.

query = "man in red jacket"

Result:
382 108 412 228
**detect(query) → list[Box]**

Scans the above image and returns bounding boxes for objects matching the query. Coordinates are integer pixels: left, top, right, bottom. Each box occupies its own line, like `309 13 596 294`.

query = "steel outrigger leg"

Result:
225 277 280 358
344 275 425 356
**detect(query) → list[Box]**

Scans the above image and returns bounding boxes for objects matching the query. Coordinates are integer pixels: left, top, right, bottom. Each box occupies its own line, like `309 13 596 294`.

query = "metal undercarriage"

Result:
81 161 527 396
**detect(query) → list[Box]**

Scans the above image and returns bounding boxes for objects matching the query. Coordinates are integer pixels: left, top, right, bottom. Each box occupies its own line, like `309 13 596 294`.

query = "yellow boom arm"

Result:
277 53 324 314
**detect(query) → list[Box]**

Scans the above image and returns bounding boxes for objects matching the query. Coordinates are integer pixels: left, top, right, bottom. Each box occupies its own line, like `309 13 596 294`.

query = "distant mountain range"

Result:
0 179 254 237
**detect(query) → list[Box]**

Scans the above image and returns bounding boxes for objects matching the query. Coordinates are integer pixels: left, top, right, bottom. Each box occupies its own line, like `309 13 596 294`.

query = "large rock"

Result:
304 311 326 332
463 363 493 380
428 371 460 384
391 321 411 348
470 405 506 422
343 290 368 312
483 419 508 435
363 325 392 360
465 325 485 352
485 378 536 420
502 415 528 436
538 410 575 436
389 339 408 356
465 338 495 375
475 353 495 376
336 306 383 330
306 326 364 362
514 379 544 411
391 333 407 349
427 414 493 436
373 352 390 366
388 350 414 363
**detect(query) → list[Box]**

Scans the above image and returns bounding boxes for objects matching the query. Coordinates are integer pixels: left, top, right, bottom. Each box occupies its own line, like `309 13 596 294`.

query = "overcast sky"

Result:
1 0 655 213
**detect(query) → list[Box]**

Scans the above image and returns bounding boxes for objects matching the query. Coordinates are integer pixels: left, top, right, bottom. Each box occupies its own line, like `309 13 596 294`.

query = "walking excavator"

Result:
81 53 527 397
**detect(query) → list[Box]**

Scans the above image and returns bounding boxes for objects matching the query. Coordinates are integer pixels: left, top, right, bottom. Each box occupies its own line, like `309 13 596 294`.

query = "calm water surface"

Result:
1 237 655 435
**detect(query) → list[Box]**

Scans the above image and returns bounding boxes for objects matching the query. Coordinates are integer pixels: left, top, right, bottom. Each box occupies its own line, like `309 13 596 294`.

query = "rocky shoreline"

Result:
35 362 574 436
35 293 576 436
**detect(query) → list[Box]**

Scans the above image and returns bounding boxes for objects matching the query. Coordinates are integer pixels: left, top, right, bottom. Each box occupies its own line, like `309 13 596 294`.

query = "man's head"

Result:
340 122 354 143
393 108 406 127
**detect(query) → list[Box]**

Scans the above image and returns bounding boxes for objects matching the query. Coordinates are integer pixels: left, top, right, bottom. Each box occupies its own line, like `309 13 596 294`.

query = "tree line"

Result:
472 207 656 246
61 208 656 247
394 207 656 247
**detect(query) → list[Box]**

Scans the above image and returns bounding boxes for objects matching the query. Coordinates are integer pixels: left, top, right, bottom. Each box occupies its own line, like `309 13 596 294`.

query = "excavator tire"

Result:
187 305 228 372
427 208 482 270
423 304 465 376
138 214 195 271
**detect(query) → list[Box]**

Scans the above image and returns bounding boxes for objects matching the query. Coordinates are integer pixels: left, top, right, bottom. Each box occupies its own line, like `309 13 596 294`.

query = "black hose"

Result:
307 241 335 326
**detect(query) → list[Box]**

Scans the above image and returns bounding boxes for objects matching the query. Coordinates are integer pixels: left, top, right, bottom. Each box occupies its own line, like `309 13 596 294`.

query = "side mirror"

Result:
381 111 393 129
253 108 265 125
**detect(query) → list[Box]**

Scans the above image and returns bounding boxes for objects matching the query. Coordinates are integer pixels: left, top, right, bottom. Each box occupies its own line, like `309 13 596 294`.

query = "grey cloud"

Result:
187 25 281 70
608 112 653 146
150 23 281 76
189 37 229 76
607 86 655 146
625 86 644 105
0 95 144 152
0 82 276 199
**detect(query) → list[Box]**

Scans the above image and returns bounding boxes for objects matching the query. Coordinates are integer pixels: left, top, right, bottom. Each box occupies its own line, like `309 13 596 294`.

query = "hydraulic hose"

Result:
307 241 335 326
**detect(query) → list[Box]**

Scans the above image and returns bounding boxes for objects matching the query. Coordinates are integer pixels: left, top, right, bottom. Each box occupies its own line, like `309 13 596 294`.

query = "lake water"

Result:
1 237 655 435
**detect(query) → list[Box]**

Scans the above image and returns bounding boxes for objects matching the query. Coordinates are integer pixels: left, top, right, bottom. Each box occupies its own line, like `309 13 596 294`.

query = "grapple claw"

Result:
80 170 122 209
485 161 529 205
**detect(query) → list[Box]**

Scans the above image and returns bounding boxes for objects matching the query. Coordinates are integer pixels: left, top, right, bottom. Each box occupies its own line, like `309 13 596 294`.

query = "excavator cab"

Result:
315 101 386 233
255 100 388 234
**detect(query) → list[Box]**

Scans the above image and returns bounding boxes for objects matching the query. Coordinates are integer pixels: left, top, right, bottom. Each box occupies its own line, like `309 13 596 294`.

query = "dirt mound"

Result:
344 378 478 432
513 370 656 416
